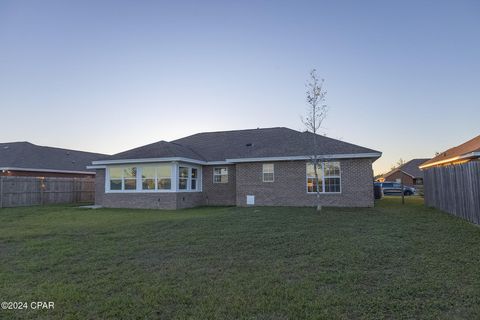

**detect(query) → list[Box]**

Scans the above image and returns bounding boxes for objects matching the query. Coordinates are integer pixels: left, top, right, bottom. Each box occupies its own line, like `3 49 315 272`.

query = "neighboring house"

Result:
381 158 430 186
88 127 381 209
419 135 480 169
0 142 107 178
420 134 480 224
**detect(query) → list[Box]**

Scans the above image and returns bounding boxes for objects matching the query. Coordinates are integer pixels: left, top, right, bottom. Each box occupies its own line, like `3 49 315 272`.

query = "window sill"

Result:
105 190 202 194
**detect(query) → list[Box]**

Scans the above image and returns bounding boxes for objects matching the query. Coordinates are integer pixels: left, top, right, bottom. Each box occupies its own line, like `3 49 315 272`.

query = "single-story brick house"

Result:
0 141 106 178
380 158 430 186
88 127 381 209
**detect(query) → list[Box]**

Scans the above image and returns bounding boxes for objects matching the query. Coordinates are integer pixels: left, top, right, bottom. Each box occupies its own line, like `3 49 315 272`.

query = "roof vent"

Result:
245 143 253 147
3 146 9 149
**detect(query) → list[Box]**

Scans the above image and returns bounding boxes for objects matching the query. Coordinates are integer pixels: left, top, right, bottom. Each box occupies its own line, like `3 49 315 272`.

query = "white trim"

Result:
226 152 381 163
213 167 229 183
205 161 231 165
262 163 274 182
306 161 342 194
87 165 106 169
0 167 95 175
419 152 480 169
105 164 175 193
91 152 381 166
92 157 206 166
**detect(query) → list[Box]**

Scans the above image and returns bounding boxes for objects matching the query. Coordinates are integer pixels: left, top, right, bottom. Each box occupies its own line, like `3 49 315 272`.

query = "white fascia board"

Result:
419 152 480 169
91 153 382 167
0 167 95 175
86 165 107 169
91 157 207 166
203 161 231 165
225 152 382 163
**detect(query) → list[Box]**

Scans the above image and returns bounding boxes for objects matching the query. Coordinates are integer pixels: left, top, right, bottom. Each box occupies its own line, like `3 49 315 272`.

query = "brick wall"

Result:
383 171 414 186
202 165 236 206
95 169 203 209
95 158 375 209
235 159 374 207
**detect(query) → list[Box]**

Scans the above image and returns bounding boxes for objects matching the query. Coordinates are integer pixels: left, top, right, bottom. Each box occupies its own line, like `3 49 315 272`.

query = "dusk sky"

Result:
1 0 479 174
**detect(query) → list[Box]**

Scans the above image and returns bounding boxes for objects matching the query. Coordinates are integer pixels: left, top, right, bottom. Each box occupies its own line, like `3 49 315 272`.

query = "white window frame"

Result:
306 161 341 194
262 163 274 182
105 163 201 193
213 167 228 183
178 166 189 191
176 163 202 192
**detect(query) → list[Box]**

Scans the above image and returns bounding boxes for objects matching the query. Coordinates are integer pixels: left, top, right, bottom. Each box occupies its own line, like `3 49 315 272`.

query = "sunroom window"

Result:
109 167 123 190
107 164 198 192
191 168 198 190
157 165 172 190
123 167 137 190
179 167 189 190
142 166 156 190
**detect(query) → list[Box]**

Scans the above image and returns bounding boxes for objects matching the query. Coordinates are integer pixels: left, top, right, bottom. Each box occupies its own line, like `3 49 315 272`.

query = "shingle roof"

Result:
106 141 206 161
384 158 430 179
420 134 480 168
0 142 107 173
100 127 380 163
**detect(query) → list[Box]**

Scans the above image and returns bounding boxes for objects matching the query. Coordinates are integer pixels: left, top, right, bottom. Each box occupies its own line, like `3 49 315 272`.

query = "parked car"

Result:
374 181 415 196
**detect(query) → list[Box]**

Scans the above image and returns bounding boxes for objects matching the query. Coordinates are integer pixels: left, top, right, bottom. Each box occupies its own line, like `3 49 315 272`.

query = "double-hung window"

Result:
306 163 323 193
141 166 156 190
262 163 274 182
123 167 137 190
109 167 123 190
191 168 198 190
213 167 228 183
157 165 172 190
306 161 341 193
178 166 200 191
323 162 341 193
179 167 189 190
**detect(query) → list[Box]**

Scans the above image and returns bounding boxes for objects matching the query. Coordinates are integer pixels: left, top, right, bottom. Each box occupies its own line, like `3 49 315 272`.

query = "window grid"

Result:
262 163 274 182
213 167 228 183
306 162 341 193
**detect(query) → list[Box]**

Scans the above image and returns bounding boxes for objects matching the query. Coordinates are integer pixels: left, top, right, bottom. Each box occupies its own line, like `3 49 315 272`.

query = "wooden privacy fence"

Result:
424 161 480 224
0 176 95 208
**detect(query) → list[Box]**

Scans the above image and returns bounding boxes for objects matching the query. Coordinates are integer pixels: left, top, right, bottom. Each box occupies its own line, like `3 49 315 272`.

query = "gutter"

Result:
419 152 480 169
87 152 382 168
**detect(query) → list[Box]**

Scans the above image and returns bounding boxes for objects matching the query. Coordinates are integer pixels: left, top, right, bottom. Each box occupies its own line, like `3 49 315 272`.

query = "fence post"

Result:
0 176 3 209
73 178 77 203
40 177 45 206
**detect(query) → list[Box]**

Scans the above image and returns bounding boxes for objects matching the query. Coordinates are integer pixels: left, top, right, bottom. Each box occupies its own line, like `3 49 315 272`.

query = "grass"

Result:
1 197 480 319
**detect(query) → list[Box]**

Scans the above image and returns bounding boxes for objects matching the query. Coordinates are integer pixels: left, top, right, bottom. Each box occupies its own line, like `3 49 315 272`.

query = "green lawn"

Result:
1 198 480 319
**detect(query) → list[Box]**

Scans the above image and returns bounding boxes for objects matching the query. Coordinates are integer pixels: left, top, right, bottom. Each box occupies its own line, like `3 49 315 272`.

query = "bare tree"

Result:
390 158 406 171
302 69 327 211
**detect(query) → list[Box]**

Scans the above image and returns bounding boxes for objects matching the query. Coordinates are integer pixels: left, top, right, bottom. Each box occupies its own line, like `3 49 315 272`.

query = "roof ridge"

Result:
0 141 107 156
174 127 290 139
